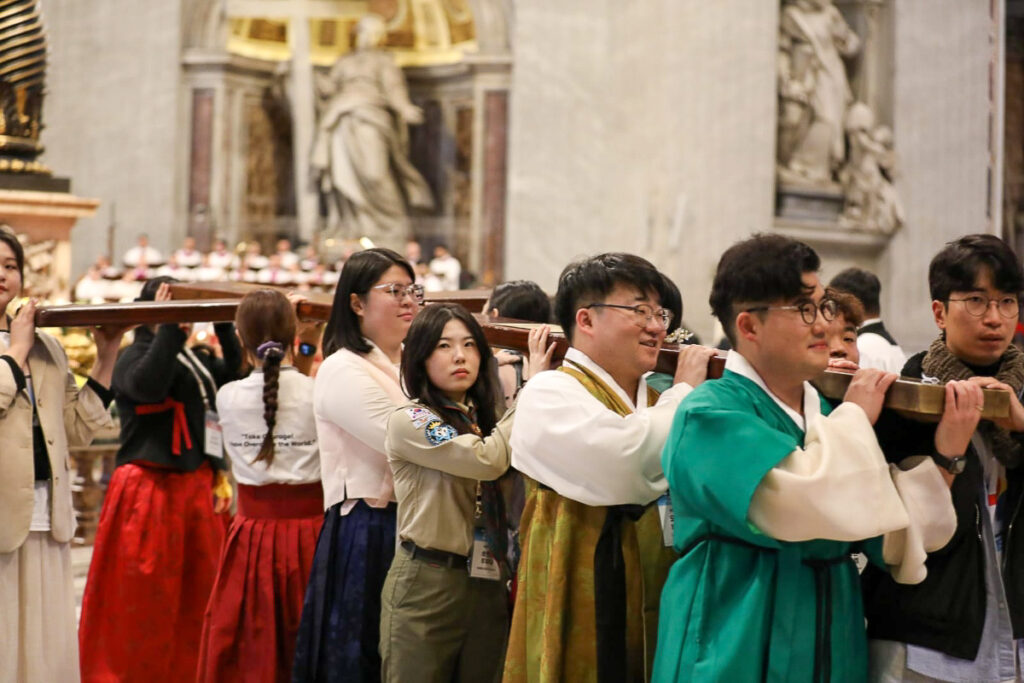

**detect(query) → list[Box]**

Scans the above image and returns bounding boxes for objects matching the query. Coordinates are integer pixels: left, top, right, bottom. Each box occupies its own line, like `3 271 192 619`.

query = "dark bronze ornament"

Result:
0 0 48 175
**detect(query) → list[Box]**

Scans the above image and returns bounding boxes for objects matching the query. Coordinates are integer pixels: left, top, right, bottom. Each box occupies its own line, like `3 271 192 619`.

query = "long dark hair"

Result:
401 303 499 435
0 224 24 281
234 289 296 465
322 248 414 357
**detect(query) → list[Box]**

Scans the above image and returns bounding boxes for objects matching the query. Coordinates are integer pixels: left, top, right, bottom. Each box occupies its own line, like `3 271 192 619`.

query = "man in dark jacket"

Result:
863 234 1024 681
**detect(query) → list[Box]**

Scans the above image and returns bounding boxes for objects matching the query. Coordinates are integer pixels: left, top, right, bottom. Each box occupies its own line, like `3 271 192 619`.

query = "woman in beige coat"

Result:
0 226 124 682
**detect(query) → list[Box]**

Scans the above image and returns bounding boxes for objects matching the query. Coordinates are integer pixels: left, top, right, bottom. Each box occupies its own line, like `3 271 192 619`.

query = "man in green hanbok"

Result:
652 234 959 682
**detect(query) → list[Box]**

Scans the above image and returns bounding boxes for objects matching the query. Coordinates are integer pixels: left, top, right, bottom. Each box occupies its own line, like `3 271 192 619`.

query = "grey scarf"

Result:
921 337 1024 467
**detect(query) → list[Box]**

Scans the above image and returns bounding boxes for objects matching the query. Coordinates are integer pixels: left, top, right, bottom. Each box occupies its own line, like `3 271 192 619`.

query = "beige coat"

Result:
0 331 112 553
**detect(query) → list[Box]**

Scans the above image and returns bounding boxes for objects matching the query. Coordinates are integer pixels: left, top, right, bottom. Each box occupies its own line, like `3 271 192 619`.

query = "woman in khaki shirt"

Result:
381 303 514 683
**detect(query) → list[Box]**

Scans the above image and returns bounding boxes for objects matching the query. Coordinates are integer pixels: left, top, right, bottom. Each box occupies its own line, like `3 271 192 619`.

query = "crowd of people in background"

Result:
72 234 467 303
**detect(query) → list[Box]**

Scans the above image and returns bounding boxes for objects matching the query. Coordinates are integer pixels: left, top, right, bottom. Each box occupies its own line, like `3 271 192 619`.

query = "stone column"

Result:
288 16 319 243
182 50 279 247
469 58 512 285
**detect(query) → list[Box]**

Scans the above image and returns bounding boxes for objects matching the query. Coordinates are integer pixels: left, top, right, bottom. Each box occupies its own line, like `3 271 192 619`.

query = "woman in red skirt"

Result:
78 277 241 682
198 289 322 682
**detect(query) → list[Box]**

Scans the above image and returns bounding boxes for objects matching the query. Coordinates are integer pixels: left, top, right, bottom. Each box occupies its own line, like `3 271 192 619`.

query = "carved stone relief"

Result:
776 0 902 235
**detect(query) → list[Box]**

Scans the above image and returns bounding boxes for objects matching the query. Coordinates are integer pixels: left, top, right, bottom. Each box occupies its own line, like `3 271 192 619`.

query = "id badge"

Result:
204 410 223 459
657 493 674 547
468 528 501 581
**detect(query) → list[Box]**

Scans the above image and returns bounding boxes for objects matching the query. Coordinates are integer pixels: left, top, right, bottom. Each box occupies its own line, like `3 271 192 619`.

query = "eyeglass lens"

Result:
798 300 836 325
961 296 1019 318
381 283 424 301
633 305 672 329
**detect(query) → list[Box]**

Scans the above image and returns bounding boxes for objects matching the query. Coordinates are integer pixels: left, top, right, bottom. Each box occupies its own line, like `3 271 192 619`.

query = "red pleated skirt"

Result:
79 461 225 682
197 482 324 683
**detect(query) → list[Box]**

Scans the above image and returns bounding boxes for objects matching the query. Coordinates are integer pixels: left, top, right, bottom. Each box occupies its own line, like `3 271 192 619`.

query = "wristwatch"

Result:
298 342 317 357
932 451 967 475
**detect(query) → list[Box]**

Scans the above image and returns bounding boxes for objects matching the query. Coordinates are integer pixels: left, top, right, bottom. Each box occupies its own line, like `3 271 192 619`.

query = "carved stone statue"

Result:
839 102 904 234
309 14 434 250
777 0 860 187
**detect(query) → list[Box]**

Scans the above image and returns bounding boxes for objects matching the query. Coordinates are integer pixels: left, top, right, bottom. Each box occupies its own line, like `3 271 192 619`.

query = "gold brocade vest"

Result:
502 362 677 683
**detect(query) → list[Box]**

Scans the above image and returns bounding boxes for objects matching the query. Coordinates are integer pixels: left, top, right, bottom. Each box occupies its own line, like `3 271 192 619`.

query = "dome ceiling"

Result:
227 0 476 66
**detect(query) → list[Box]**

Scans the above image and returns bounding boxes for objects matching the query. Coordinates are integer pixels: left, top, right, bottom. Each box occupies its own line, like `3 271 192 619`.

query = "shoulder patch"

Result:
405 406 438 429
424 419 459 446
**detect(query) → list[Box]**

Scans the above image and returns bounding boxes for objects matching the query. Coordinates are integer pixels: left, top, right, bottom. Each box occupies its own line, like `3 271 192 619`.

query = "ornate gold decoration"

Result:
0 0 47 174
227 0 476 68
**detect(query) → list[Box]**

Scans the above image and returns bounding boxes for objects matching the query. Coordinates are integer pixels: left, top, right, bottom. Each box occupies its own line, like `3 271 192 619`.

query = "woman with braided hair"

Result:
197 289 322 683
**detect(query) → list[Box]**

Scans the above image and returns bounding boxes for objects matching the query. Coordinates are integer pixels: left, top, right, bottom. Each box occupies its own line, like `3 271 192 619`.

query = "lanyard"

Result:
177 348 216 411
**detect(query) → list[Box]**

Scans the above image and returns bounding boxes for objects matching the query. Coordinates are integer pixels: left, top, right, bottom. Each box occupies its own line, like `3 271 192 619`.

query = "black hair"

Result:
553 253 666 343
136 275 180 301
709 233 820 345
487 280 551 323
829 267 881 316
928 234 1024 301
322 248 415 357
0 224 24 281
400 303 499 436
659 273 683 335
235 289 296 465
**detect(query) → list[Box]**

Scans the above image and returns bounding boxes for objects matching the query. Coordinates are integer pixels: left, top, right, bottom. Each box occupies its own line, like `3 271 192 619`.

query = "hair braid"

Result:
255 346 284 465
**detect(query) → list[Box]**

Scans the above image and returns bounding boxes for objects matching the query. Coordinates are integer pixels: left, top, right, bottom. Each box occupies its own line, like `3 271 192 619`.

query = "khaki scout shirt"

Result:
384 400 513 556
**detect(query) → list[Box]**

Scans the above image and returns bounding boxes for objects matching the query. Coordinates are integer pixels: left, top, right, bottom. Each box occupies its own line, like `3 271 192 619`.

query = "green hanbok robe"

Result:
652 369 884 683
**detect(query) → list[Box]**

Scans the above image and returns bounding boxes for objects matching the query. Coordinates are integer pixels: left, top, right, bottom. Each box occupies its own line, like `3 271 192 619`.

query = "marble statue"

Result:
310 14 434 250
777 0 860 187
839 102 904 234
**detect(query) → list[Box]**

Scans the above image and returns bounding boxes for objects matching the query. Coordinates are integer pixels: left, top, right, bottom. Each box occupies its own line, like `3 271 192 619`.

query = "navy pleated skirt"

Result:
291 500 397 683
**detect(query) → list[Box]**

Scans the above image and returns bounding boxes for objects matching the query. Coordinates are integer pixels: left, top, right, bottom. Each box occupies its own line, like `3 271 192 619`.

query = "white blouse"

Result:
313 344 407 512
216 368 320 486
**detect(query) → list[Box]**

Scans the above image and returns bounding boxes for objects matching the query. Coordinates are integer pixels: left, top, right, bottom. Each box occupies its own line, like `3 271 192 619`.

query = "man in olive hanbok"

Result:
652 234 959 682
504 253 716 683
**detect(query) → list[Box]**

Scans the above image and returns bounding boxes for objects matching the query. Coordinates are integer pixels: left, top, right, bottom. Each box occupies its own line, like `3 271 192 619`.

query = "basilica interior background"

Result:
9 0 1023 350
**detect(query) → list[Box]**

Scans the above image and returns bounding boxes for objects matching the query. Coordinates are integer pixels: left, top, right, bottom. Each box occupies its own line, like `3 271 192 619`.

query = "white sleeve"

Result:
510 371 690 506
748 402 913 542
314 357 398 454
880 456 956 584
857 334 906 374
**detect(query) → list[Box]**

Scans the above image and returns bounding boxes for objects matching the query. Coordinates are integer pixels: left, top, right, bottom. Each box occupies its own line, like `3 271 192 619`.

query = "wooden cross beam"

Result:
32 286 1012 421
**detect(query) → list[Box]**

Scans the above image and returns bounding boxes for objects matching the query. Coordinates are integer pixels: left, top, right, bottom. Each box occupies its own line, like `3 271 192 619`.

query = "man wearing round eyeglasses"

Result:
505 252 717 682
653 234 956 682
864 234 1024 682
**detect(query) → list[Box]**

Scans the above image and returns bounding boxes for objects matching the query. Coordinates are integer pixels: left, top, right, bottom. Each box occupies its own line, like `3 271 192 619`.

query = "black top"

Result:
858 320 898 346
112 323 241 472
862 350 1024 660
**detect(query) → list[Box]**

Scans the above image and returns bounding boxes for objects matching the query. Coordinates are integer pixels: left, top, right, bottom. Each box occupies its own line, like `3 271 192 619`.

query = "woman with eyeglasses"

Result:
292 248 422 683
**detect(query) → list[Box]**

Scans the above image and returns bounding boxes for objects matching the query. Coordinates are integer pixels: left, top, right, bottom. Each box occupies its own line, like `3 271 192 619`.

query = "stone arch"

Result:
466 0 512 54
183 0 227 50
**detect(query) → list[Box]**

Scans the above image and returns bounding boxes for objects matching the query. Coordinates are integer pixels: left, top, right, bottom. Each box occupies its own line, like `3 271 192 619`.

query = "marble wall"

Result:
41 0 186 277
506 0 998 352
880 0 996 352
506 0 783 342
